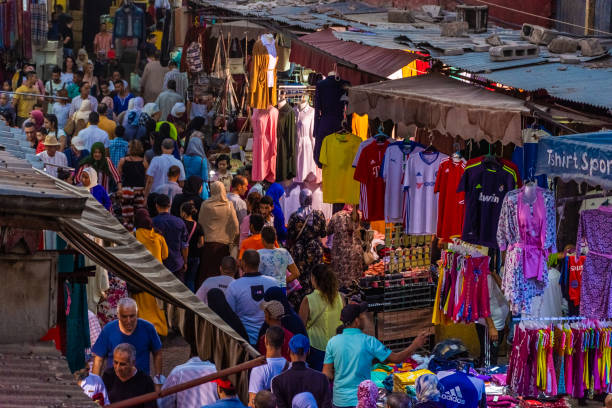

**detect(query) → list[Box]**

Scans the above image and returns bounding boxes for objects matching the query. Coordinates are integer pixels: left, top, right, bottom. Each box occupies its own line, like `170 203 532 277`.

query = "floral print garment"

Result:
97 272 128 326
577 207 612 318
327 210 364 288
498 187 556 314
287 209 327 307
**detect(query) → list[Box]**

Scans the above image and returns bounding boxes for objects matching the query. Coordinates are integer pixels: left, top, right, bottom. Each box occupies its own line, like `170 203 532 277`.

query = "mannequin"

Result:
250 33 279 182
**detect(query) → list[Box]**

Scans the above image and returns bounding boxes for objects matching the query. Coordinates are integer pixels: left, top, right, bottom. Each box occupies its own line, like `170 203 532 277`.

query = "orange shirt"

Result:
239 234 278 259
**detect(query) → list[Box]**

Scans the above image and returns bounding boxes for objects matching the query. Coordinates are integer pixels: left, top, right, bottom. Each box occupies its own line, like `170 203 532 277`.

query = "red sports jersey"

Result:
434 158 466 243
466 156 523 187
354 140 389 221
568 255 585 307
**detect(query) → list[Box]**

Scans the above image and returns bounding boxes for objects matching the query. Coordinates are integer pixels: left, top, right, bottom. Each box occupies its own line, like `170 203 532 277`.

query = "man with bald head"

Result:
102 343 156 406
92 298 164 389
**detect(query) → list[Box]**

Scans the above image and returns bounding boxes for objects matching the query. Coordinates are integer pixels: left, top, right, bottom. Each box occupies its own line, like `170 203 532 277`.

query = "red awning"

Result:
290 29 417 85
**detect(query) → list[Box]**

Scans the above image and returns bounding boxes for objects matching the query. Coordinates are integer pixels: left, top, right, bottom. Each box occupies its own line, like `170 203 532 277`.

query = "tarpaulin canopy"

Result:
536 131 612 189
290 29 417 85
210 20 270 40
348 74 529 145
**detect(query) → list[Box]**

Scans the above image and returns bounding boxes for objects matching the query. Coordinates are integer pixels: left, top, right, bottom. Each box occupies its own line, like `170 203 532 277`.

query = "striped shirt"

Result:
163 69 189 101
158 358 218 408
109 138 128 168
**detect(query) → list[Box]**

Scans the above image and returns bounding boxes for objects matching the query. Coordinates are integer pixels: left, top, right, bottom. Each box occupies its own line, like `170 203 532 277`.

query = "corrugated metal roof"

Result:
436 53 548 73
0 342 98 407
333 30 412 50
478 63 612 108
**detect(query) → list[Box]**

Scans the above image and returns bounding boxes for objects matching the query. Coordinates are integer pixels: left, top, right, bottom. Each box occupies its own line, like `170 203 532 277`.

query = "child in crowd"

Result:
180 201 204 292
35 128 48 154
211 154 233 193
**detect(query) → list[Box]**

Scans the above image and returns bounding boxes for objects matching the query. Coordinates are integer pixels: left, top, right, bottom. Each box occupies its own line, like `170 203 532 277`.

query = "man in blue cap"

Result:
271 334 331 408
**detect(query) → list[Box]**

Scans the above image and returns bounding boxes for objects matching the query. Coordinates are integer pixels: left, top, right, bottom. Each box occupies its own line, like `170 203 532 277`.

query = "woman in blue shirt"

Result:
183 134 209 200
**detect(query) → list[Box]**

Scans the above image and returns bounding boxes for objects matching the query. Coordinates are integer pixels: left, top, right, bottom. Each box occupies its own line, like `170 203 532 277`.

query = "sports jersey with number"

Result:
354 140 389 221
434 158 466 243
403 151 447 234
381 143 424 224
457 161 517 248
568 255 585 307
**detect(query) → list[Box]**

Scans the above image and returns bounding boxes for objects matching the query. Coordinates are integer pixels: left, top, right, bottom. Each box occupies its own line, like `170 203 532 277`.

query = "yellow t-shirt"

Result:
98 115 117 140
351 113 369 141
306 290 343 351
153 30 163 51
319 132 361 204
13 85 39 118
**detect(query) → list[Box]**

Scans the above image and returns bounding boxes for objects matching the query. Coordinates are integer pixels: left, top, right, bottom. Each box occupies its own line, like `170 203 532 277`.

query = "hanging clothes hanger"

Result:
373 125 388 143
423 131 437 153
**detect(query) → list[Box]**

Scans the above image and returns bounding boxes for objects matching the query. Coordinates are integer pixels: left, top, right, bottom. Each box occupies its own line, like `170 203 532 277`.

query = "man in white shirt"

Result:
69 82 98 117
37 134 68 178
196 256 236 304
45 66 65 113
248 326 289 407
227 175 249 225
78 112 109 151
145 138 186 196
155 79 184 121
225 250 278 345
158 352 218 408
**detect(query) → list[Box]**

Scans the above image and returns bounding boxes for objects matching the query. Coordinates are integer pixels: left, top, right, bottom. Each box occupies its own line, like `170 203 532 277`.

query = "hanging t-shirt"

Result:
354 140 389 221
434 157 466 243
403 151 447 235
319 133 361 204
466 156 521 187
380 142 424 224
351 113 369 140
457 161 516 248
352 138 374 168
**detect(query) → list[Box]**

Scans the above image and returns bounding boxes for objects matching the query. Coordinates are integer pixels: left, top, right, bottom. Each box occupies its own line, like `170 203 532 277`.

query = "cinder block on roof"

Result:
489 44 539 61
388 9 415 23
521 23 558 45
579 38 606 57
548 36 578 54
441 21 469 37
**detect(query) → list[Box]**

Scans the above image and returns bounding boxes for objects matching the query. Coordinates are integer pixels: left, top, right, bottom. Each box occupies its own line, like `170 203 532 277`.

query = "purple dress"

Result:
498 186 556 314
313 76 350 167
577 206 612 318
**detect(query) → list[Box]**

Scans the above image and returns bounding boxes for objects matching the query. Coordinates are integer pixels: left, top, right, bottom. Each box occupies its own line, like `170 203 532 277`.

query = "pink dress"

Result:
251 107 278 182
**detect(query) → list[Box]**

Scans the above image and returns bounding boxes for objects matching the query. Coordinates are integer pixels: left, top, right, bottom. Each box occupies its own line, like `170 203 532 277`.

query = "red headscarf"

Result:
30 110 44 130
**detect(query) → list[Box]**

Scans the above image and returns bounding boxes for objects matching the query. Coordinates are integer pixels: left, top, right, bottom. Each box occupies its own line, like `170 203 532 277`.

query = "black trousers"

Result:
476 323 505 367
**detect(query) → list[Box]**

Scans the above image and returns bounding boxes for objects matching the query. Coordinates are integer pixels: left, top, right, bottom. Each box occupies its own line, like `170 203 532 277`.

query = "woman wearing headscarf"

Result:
171 175 204 218
265 183 288 242
67 99 92 137
132 208 169 336
327 205 364 289
292 393 318 408
183 116 205 152
357 381 379 408
76 142 121 194
155 121 181 160
100 96 115 121
117 140 148 230
183 135 209 200
80 167 111 211
259 287 307 339
197 181 239 288
122 96 144 126
286 188 327 306
206 288 249 342
168 102 188 132
141 103 161 126
415 374 444 408
76 48 89 71
28 109 44 131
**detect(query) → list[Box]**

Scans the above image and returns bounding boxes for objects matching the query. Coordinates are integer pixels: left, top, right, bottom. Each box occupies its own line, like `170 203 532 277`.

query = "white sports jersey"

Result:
381 143 424 223
403 151 447 234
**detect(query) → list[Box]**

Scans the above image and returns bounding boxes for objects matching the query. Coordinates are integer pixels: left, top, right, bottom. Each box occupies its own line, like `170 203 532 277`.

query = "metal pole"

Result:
0 91 71 101
106 356 266 408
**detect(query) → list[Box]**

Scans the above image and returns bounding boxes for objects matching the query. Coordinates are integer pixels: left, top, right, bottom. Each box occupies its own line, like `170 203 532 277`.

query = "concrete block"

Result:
521 23 558 45
473 44 491 52
456 5 488 33
422 5 441 17
579 38 606 57
489 44 539 61
441 21 469 37
444 48 465 56
388 9 415 23
486 34 503 46
548 36 578 54
560 55 580 64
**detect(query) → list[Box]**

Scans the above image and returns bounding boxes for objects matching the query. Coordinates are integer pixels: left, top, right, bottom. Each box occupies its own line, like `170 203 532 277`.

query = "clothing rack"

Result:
0 91 70 101
512 316 589 322
556 191 612 204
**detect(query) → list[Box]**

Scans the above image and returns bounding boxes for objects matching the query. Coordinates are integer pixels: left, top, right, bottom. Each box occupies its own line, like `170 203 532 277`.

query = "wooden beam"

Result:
585 0 595 36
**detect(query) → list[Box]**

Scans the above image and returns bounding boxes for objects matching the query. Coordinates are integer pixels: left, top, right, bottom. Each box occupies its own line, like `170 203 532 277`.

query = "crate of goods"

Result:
393 369 435 393
360 270 436 312
377 307 433 342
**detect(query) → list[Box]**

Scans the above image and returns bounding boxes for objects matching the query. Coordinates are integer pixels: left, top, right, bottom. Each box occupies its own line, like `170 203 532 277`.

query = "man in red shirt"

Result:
256 301 293 360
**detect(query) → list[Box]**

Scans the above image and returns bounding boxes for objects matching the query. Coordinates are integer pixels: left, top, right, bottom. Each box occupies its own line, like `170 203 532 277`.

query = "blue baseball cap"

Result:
288 334 310 354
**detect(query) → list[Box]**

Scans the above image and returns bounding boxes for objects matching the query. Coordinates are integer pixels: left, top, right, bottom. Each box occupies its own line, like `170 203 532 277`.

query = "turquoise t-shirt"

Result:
324 328 391 407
